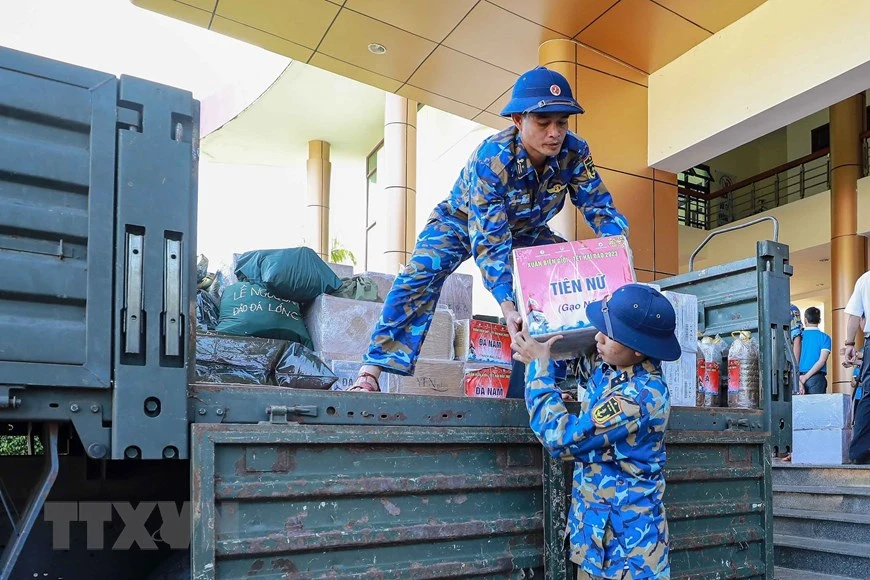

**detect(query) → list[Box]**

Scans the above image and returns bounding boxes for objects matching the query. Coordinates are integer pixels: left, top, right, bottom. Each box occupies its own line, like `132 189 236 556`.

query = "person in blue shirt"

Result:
512 283 680 579
797 306 832 394
352 67 628 391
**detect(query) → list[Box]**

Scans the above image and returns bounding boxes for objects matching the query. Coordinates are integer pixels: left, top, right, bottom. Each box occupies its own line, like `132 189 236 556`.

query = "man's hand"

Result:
511 327 562 365
845 344 857 364
500 300 523 339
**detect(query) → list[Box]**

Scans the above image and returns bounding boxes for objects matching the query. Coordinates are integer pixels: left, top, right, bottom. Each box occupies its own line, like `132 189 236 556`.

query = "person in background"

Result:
797 307 832 395
843 273 870 464
513 284 680 579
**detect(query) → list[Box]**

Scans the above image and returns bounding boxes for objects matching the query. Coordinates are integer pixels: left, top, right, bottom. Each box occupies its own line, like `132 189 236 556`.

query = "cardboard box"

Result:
419 307 455 360
361 271 396 302
464 365 511 398
328 262 354 279
390 359 465 397
662 291 698 353
792 428 852 465
662 350 698 407
303 295 382 356
439 272 473 320
793 393 852 430
362 270 472 320
513 236 636 359
454 319 513 365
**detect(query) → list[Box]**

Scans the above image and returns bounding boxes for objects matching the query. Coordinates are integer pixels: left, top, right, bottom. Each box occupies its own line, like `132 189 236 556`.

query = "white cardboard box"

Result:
792 428 852 465
662 350 698 407
793 393 852 430
439 272 474 321
662 291 698 353
390 359 465 397
419 307 455 360
360 271 473 320
303 295 383 356
328 262 354 279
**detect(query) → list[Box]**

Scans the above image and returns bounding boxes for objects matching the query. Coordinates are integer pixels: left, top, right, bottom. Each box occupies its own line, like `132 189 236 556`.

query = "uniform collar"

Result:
612 358 659 378
514 130 561 180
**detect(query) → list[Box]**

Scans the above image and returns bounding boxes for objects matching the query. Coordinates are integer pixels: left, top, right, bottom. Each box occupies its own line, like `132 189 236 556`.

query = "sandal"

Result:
349 371 381 392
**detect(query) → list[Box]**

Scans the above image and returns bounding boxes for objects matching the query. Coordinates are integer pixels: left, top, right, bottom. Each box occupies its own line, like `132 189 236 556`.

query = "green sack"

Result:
329 275 379 302
216 282 313 348
235 247 341 303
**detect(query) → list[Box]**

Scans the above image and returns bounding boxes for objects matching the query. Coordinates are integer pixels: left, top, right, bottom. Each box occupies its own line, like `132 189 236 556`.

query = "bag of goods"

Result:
235 247 342 303
216 282 313 349
727 331 760 409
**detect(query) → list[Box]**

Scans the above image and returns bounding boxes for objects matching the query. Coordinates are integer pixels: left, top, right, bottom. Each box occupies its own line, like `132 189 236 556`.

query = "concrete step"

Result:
775 568 864 580
774 534 870 579
773 484 870 515
772 463 870 488
774 507 870 543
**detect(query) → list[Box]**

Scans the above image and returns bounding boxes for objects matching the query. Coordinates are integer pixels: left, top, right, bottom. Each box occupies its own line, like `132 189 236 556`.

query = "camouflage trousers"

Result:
363 208 564 376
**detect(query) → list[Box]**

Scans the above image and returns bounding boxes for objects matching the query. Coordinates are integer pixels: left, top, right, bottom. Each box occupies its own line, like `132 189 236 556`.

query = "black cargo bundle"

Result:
196 332 336 388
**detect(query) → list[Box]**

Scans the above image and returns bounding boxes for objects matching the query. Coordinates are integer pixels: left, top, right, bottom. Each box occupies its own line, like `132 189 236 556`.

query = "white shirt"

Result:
844 271 870 331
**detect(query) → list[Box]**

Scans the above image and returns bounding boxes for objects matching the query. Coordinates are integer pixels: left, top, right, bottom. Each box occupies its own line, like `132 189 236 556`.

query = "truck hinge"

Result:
726 418 758 431
116 101 143 132
263 405 318 424
0 387 22 410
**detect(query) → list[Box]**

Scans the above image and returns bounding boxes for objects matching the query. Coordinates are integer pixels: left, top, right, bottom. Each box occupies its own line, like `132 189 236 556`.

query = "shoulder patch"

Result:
591 397 623 426
584 156 597 179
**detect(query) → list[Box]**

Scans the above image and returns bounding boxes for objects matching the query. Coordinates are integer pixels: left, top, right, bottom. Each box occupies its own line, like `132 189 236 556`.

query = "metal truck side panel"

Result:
0 47 116 389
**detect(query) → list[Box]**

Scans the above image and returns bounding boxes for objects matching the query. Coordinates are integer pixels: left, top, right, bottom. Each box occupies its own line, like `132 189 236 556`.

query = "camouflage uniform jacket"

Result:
441 125 628 305
525 357 671 579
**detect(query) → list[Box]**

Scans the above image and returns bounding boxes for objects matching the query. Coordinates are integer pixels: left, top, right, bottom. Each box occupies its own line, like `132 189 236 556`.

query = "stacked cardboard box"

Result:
661 291 699 407
361 270 473 320
792 394 852 464
305 294 457 394
328 262 354 279
454 319 512 366
304 295 384 355
390 359 465 397
464 364 511 399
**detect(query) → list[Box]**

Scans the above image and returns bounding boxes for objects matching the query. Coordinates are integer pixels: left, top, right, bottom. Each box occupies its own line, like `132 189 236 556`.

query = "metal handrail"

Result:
689 216 779 271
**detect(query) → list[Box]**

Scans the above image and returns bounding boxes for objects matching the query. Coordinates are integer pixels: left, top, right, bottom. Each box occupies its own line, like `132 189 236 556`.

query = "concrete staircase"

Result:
773 462 870 579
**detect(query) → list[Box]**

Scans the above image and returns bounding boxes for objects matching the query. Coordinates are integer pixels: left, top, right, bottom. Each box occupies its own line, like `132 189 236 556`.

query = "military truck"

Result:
0 46 795 579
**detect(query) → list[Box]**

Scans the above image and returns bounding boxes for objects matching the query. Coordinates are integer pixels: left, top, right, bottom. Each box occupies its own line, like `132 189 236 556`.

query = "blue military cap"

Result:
586 284 681 362
500 67 585 117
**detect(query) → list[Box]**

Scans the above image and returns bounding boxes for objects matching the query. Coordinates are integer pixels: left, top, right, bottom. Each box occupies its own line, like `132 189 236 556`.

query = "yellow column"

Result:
830 94 866 393
383 94 417 273
306 140 331 260
539 39 578 242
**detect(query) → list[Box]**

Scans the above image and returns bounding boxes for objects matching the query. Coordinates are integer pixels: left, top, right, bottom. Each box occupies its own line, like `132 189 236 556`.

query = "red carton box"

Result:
455 319 513 365
513 236 635 360
464 365 511 399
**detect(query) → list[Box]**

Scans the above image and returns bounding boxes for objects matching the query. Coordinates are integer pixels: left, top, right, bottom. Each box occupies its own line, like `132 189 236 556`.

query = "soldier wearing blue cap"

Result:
352 67 628 391
513 283 679 579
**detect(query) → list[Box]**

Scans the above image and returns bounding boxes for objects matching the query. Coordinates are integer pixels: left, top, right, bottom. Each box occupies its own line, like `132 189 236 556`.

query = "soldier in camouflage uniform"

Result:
352 67 628 391
512 284 681 579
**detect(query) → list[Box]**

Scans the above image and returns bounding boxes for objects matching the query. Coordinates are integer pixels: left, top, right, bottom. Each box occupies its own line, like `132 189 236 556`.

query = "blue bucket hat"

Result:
500 66 585 117
585 284 681 362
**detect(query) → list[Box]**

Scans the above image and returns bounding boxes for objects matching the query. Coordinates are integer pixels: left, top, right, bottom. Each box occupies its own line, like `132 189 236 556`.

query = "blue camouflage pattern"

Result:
363 125 628 376
445 125 628 305
525 356 671 579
